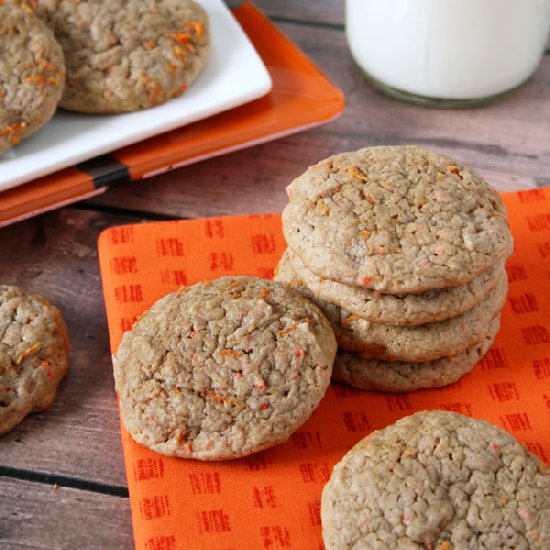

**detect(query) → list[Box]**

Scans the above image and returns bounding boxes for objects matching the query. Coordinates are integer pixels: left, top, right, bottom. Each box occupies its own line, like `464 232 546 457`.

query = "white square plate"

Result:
0 0 272 192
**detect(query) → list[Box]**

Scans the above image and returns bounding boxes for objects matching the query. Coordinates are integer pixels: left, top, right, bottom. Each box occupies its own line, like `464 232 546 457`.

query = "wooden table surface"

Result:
1 2 549 548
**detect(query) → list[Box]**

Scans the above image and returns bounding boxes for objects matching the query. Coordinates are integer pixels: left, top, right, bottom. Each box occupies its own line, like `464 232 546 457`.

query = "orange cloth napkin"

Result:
98 191 550 550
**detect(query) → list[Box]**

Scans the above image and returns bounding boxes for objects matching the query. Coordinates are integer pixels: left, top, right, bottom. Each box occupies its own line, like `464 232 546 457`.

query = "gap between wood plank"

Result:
69 202 186 222
0 466 129 498
270 15 343 32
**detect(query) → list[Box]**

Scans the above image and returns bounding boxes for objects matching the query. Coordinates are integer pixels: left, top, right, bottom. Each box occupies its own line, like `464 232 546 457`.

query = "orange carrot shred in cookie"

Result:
0 122 27 138
220 349 241 359
165 63 178 74
276 324 297 336
15 342 42 365
175 429 188 445
23 75 60 93
206 393 245 408
179 20 203 37
340 315 360 328
447 165 463 179
38 58 63 75
206 393 228 403
142 76 163 103
167 31 192 45
344 166 367 182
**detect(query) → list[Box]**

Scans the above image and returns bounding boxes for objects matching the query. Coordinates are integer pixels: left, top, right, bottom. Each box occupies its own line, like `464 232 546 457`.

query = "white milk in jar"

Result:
346 0 550 106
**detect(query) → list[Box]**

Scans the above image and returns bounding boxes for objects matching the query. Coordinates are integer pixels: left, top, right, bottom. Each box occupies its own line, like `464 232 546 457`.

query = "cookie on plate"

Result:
284 247 505 326
0 3 65 155
113 276 337 460
321 410 550 549
332 314 500 392
50 0 210 113
0 286 69 435
282 145 513 293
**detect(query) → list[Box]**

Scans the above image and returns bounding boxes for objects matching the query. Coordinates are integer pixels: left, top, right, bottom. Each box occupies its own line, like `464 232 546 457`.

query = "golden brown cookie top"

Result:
282 145 513 293
113 276 336 460
322 410 550 547
48 0 209 113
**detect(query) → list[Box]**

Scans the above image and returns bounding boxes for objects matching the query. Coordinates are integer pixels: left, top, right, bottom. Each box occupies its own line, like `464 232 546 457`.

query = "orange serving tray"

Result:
0 2 344 227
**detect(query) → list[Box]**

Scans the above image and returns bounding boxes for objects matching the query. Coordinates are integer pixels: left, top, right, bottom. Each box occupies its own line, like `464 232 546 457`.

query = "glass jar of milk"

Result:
346 0 550 107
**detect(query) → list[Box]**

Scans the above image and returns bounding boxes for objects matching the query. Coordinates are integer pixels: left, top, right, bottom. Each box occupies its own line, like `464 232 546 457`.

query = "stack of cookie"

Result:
276 145 513 392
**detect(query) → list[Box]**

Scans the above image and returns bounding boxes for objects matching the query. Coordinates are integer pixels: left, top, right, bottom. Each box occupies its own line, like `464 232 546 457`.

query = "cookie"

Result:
277 251 507 362
283 247 504 326
332 315 500 392
336 273 507 362
282 145 513 293
0 286 69 435
113 276 337 460
50 0 209 113
0 3 65 155
321 410 550 549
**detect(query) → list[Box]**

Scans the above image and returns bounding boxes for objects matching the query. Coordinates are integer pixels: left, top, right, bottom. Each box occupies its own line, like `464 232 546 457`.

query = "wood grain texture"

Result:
255 0 344 26
0 478 132 549
86 22 549 218
0 208 137 486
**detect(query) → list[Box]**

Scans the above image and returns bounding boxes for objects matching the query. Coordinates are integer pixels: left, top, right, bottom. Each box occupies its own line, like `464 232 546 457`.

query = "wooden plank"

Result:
0 477 132 549
0 208 139 486
86 22 547 218
255 0 344 26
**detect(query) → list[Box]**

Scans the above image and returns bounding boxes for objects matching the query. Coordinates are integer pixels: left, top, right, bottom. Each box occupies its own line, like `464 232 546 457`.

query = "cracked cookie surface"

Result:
113 276 337 460
321 410 550 549
49 0 209 113
0 285 69 435
282 146 513 293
